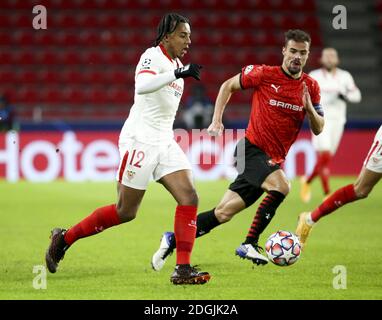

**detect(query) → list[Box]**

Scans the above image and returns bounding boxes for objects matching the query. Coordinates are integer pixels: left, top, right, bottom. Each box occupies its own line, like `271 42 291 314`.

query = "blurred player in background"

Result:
182 83 213 129
300 48 361 202
0 95 16 132
152 29 324 270
45 13 211 285
296 125 382 248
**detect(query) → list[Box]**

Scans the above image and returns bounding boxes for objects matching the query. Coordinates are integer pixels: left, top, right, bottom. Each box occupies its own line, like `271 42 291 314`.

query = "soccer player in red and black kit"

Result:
152 29 324 270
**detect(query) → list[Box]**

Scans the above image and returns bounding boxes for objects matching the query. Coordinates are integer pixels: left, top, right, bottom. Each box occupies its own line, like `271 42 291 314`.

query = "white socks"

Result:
305 213 315 226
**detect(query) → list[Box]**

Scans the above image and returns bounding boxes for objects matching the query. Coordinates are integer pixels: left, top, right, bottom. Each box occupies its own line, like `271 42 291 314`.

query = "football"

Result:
265 230 301 266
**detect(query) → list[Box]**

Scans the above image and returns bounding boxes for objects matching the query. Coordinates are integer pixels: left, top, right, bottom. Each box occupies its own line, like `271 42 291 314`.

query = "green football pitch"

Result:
1 178 381 300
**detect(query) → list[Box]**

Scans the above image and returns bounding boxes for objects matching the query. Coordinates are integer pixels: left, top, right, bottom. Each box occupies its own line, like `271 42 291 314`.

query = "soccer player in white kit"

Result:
300 48 361 202
296 125 382 248
45 13 211 285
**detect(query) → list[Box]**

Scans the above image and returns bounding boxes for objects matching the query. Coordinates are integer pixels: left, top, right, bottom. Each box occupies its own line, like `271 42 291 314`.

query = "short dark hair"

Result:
154 13 190 46
284 29 311 46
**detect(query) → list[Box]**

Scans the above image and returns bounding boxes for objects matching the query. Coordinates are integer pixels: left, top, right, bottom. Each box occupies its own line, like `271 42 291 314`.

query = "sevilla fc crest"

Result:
127 170 136 180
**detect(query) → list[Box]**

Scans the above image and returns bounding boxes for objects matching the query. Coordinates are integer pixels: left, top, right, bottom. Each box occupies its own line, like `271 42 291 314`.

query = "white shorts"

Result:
116 138 192 190
312 119 344 154
364 126 382 173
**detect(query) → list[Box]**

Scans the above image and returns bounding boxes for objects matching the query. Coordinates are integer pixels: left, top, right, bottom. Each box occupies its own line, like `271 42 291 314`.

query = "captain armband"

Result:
313 103 324 117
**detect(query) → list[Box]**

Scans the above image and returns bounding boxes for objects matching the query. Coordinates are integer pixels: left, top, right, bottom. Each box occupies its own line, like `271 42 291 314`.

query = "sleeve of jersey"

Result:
344 73 362 103
135 53 176 95
310 80 324 117
239 65 263 90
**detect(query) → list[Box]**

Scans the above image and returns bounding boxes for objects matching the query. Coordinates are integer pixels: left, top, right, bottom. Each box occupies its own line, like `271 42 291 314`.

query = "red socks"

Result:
307 151 332 194
64 204 121 245
63 203 198 266
311 184 357 222
174 205 197 265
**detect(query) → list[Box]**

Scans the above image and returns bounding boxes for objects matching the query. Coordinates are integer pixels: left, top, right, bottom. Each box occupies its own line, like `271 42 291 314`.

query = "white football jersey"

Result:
309 68 361 124
119 46 184 145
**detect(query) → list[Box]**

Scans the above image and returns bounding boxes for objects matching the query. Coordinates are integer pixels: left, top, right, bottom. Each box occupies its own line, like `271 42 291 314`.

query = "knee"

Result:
116 205 138 223
214 205 234 223
275 180 291 196
178 188 199 207
354 184 369 200
263 175 290 196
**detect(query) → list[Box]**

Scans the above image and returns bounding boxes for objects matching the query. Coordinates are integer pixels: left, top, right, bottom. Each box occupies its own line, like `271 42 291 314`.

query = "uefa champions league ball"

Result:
265 230 301 266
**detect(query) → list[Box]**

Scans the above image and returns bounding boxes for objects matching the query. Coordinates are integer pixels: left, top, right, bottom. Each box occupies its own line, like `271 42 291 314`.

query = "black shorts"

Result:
229 138 281 207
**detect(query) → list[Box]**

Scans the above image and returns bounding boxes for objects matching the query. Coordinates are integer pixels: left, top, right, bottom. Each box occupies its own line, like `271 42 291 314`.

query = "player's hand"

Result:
207 122 224 136
302 82 313 110
174 63 202 80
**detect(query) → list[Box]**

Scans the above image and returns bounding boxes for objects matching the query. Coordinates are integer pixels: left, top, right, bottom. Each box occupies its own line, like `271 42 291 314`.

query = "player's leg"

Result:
236 169 289 265
45 138 152 273
318 123 344 197
151 176 263 271
316 150 331 195
243 169 289 245
158 169 210 284
159 169 198 267
194 178 261 237
301 123 333 202
199 189 247 229
152 137 264 270
296 128 382 248
301 150 329 202
232 137 288 264
201 137 261 230
163 137 256 242
353 167 382 198
153 140 210 284
312 167 381 222
152 182 263 271
296 168 381 249
175 189 248 244
45 184 145 273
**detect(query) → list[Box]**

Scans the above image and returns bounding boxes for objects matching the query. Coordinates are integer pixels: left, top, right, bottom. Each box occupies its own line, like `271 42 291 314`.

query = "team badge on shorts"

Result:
127 170 136 180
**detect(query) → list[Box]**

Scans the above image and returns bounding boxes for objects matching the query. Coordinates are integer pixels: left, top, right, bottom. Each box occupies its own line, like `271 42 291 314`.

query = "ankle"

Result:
305 213 315 226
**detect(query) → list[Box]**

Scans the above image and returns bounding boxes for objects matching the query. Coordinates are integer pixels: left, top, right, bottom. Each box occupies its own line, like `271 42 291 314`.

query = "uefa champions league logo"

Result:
244 65 254 75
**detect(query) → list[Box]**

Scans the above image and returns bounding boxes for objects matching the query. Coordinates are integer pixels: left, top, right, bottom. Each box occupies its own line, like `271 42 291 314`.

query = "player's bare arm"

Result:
302 82 324 135
208 73 242 136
